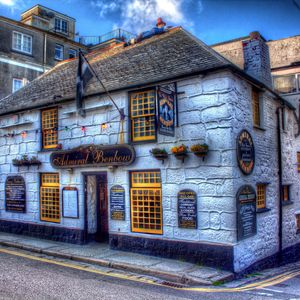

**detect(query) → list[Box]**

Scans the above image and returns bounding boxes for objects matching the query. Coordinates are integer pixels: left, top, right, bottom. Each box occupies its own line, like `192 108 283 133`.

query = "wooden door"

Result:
96 174 108 241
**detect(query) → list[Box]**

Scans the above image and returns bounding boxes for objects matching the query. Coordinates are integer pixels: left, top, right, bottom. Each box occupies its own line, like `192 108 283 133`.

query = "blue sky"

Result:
0 0 299 45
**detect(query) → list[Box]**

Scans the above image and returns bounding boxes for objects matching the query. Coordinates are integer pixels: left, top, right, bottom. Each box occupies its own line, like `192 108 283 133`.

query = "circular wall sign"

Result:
237 130 255 175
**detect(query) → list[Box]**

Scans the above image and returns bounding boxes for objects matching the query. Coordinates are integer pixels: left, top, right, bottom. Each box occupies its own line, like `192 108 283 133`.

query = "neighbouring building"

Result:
0 24 299 275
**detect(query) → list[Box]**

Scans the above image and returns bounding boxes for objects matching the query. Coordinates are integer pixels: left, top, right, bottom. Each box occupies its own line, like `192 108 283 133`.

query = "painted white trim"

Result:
0 57 49 72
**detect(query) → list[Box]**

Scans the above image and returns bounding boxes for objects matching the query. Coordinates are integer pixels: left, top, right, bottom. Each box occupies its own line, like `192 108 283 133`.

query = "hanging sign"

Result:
62 187 79 218
237 130 255 175
178 189 197 229
50 144 135 169
157 83 176 136
237 185 257 241
110 185 125 220
5 176 26 213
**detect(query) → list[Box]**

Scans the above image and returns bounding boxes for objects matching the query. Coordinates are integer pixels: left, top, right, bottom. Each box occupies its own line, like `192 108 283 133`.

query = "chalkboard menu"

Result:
178 189 197 229
237 185 257 241
110 185 125 220
5 176 26 213
237 130 255 175
62 187 79 218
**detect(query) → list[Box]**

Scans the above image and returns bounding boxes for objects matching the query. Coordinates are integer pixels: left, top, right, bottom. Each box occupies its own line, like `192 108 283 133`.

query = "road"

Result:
0 247 300 300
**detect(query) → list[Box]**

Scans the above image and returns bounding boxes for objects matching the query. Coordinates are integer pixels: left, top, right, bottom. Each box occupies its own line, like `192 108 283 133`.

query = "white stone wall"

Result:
0 71 239 245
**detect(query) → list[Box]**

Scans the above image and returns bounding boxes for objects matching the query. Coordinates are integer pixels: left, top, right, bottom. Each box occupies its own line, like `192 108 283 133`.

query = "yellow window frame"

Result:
40 173 60 223
256 184 266 209
296 214 300 231
130 171 162 234
252 88 260 127
282 185 290 202
130 90 156 142
297 152 300 173
42 108 58 149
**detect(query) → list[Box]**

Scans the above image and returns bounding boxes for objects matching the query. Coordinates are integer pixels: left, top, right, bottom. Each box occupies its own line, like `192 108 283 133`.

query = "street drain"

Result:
160 281 186 288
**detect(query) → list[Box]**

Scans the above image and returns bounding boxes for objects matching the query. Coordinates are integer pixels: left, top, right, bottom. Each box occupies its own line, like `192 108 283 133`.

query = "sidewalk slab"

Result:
0 232 233 286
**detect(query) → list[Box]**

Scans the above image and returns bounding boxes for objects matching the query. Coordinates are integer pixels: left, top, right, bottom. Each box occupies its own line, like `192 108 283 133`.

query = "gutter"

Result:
276 106 284 262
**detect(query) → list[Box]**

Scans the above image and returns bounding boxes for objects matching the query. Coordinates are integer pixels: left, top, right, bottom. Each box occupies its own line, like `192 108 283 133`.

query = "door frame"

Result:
83 172 108 242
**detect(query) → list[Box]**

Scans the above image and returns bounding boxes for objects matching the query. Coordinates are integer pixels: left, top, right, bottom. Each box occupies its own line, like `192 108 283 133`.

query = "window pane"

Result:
130 171 162 234
42 108 58 149
23 35 32 53
55 45 63 60
69 49 77 59
12 79 23 92
12 32 22 50
252 88 260 127
256 184 266 209
273 75 297 94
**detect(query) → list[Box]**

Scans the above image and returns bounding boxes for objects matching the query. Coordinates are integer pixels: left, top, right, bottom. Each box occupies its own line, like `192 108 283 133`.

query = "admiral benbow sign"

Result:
237 130 255 175
50 145 135 168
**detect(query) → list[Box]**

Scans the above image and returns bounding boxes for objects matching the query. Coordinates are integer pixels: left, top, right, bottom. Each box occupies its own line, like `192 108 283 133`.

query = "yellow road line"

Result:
0 247 299 293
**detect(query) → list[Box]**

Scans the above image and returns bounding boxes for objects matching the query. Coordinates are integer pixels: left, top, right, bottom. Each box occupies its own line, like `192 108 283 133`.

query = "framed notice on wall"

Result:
5 176 26 213
110 185 125 220
178 189 197 229
236 185 257 241
62 187 79 219
157 83 177 136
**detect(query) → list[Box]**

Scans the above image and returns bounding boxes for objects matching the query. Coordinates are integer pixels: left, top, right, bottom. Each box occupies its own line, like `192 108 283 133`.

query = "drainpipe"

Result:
43 33 47 72
276 106 284 263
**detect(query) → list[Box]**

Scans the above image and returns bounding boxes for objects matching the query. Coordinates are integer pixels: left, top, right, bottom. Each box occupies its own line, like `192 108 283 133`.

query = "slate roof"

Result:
1 27 282 116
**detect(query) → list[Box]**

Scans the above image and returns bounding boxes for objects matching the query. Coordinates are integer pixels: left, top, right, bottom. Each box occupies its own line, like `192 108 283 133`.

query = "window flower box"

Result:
150 148 168 163
12 155 42 168
190 144 209 160
171 144 188 162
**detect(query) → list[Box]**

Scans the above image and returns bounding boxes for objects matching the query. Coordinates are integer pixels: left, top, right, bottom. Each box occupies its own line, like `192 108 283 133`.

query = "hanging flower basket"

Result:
171 144 188 162
150 148 168 163
190 144 209 160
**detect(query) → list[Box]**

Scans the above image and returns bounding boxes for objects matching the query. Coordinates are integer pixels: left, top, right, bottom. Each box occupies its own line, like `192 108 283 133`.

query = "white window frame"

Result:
55 18 68 34
12 31 32 54
68 49 77 59
12 78 25 93
55 44 64 61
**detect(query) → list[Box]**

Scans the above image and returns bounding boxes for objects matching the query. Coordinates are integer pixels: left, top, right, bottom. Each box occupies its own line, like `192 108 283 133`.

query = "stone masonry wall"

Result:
0 70 238 245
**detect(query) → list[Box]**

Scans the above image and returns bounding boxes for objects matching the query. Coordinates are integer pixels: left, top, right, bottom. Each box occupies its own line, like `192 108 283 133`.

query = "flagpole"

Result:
79 50 125 121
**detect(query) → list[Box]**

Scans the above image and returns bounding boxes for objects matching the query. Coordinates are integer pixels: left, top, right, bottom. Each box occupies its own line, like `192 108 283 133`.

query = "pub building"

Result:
0 25 300 274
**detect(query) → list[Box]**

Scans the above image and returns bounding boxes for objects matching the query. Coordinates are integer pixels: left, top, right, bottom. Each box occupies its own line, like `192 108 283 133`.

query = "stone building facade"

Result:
0 27 299 274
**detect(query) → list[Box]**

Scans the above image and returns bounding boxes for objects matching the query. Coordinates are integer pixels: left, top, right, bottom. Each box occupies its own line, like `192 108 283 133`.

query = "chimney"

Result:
242 31 272 88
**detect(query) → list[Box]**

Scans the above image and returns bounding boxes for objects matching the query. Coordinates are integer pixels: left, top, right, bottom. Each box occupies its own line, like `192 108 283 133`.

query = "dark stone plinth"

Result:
0 219 84 244
109 233 234 271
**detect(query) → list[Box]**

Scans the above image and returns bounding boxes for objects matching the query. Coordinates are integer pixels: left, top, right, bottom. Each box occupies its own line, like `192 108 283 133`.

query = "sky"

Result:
0 0 299 45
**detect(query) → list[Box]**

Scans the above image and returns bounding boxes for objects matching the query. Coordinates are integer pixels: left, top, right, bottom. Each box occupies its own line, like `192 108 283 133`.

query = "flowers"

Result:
12 155 42 167
190 143 209 153
171 144 187 154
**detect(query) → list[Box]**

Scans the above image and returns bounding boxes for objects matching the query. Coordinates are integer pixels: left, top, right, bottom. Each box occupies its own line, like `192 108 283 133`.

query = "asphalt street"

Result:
0 247 300 300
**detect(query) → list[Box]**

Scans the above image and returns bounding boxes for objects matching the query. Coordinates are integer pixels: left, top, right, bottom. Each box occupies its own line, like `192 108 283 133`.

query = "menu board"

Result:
178 189 197 229
5 176 26 213
237 185 257 241
62 187 79 218
110 185 125 220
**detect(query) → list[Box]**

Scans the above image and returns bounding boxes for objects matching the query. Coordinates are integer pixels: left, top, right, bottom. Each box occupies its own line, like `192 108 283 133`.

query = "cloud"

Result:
91 0 201 34
0 0 28 11
0 0 16 5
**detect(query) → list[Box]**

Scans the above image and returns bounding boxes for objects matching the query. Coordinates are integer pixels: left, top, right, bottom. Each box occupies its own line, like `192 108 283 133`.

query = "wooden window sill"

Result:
253 125 266 131
282 200 294 206
256 207 271 214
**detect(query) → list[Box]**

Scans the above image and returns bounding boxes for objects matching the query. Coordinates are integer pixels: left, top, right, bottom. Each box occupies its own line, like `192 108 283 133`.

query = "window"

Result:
296 214 300 233
55 18 68 34
130 171 162 234
68 49 77 59
282 185 290 202
12 31 32 54
256 184 266 210
40 173 60 223
130 90 156 142
273 75 298 94
55 44 64 60
252 88 260 127
41 108 58 149
297 152 300 173
12 78 24 93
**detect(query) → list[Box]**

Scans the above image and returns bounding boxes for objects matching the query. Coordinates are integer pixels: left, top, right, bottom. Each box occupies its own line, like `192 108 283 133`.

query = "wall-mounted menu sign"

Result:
237 185 257 241
110 185 125 220
5 176 26 213
237 130 255 175
62 187 79 218
178 189 197 229
50 144 135 169
157 83 177 136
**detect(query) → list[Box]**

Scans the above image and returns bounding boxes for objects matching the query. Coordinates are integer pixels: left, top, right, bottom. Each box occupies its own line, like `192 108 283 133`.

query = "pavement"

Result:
0 232 233 286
